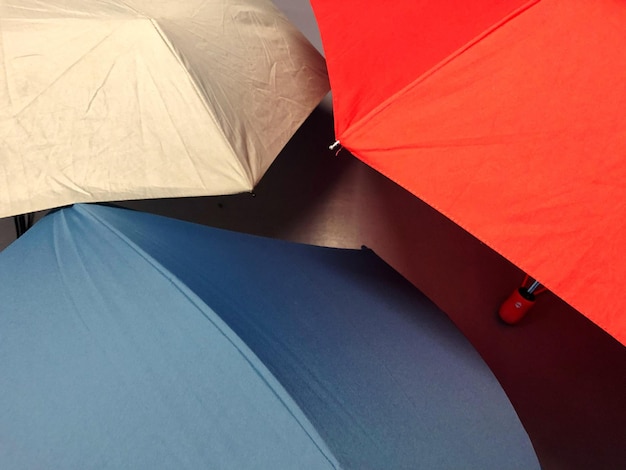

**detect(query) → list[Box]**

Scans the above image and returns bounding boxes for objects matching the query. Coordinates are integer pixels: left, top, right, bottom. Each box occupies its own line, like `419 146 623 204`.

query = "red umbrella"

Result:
310 0 626 345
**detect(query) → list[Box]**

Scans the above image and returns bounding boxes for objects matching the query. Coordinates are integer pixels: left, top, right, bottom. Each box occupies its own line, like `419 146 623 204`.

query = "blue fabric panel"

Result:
0 204 539 469
0 206 338 469
84 204 539 469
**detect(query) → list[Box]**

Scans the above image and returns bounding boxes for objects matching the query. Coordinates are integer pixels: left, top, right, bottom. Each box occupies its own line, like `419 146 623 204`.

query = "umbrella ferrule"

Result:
329 140 344 156
329 139 341 150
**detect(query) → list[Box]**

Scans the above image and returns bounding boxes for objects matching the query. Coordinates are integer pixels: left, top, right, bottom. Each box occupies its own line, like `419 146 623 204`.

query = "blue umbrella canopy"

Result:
0 204 538 469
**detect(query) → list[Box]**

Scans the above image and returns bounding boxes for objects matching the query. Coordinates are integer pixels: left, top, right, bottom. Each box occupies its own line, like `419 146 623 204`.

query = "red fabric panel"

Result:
310 0 529 136
337 0 626 344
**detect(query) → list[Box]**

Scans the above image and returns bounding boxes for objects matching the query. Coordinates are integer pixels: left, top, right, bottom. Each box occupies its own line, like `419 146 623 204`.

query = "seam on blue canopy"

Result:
71 203 341 469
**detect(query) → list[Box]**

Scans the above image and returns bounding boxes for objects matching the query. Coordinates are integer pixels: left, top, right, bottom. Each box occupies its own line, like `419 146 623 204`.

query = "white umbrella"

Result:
0 0 329 218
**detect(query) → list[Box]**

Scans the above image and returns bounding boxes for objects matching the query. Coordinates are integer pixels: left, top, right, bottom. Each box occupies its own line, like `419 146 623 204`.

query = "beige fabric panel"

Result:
0 0 329 217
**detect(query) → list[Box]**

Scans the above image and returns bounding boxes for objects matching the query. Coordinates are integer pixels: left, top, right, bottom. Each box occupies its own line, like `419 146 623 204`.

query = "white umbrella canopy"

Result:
0 0 329 218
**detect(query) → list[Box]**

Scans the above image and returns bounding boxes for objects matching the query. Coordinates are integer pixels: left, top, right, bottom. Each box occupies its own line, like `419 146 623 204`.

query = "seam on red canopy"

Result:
340 0 542 143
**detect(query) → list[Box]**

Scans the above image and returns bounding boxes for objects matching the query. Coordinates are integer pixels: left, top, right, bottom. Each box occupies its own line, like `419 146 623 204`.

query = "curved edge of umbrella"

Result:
83 204 541 469
0 204 342 469
0 204 539 469
0 0 330 219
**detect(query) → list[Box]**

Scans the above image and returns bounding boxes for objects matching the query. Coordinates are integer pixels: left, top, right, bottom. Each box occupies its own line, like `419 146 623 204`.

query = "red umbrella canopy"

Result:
310 0 626 345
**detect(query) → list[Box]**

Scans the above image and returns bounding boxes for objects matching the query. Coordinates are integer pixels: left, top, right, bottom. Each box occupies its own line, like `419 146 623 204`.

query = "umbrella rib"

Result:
147 19 252 187
341 0 542 142
139 63 209 189
13 27 117 119
78 206 340 468
156 18 264 185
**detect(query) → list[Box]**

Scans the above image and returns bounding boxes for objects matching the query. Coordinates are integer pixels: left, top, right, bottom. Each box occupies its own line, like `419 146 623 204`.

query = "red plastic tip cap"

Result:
498 288 535 324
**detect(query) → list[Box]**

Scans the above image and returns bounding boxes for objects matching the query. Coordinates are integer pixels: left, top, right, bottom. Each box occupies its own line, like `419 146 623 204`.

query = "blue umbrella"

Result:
0 204 538 469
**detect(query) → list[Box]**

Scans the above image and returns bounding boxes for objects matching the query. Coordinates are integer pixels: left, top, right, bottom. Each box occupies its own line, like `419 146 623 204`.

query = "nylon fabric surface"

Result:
0 206 339 469
0 204 539 469
310 0 529 135
310 0 626 345
0 0 329 218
